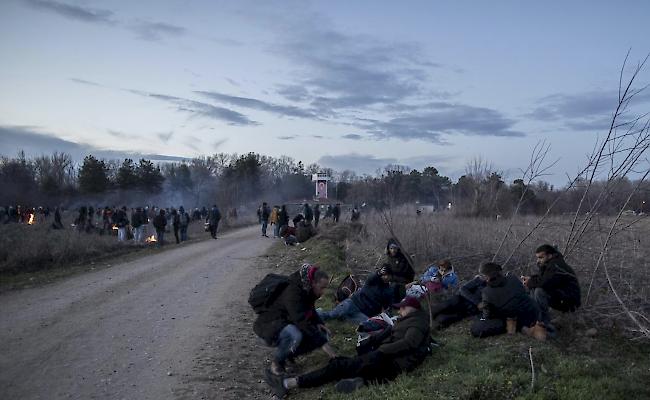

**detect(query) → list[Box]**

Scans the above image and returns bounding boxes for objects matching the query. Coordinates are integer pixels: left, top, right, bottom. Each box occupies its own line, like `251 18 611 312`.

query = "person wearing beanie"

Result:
265 296 431 397
470 262 539 338
254 264 336 376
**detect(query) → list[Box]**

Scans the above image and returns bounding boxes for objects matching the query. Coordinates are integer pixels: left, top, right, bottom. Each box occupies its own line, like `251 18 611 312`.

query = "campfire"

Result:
145 235 157 243
112 225 119 231
28 213 35 225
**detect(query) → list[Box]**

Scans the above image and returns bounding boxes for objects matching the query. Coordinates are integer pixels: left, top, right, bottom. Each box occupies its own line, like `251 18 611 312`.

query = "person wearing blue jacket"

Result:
419 260 459 291
318 268 394 323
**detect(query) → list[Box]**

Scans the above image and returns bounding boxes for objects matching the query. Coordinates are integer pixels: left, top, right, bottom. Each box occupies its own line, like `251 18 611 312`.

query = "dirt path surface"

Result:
0 225 275 400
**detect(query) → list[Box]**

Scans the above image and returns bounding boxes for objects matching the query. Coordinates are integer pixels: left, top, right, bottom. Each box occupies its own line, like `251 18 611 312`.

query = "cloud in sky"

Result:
527 89 650 131
24 0 115 24
128 20 187 41
196 90 318 119
0 125 187 162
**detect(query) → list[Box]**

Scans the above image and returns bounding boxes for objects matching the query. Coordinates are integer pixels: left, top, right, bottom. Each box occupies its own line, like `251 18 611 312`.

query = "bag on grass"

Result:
248 273 290 314
334 274 359 303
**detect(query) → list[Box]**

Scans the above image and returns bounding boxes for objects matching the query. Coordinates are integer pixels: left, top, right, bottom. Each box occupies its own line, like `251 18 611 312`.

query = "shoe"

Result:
264 368 287 398
335 377 364 393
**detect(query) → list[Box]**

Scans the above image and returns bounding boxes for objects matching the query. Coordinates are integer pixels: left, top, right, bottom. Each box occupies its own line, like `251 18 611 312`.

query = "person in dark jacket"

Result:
131 207 146 243
429 275 486 329
303 203 313 225
523 244 581 328
332 203 341 223
254 264 336 375
179 206 190 242
382 239 415 302
278 205 290 229
313 205 321 228
207 205 221 239
261 202 271 237
265 296 431 397
171 208 181 244
51 206 64 229
153 209 167 246
470 262 539 338
280 225 298 246
318 268 394 323
351 205 361 222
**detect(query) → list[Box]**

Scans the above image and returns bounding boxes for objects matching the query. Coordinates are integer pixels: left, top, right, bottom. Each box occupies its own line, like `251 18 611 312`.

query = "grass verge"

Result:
262 222 650 400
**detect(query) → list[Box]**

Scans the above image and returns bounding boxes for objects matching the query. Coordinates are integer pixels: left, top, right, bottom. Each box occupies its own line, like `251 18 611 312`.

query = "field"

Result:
0 210 253 290
261 213 650 399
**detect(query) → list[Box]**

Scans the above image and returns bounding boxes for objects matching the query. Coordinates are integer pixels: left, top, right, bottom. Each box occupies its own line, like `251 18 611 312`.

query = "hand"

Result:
378 266 388 276
521 276 530 287
318 324 332 337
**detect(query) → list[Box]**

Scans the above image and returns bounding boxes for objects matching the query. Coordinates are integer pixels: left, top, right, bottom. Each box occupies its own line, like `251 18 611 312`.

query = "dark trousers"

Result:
470 318 507 338
297 353 400 388
431 295 478 328
173 226 180 244
209 222 219 238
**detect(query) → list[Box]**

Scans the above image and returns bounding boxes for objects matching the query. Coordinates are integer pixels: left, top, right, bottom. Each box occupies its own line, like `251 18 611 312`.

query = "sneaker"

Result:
264 368 287 398
335 377 364 393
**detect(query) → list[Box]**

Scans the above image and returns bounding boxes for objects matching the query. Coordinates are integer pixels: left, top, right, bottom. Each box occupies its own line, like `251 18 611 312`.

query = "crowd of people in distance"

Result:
251 232 581 398
2 203 229 247
256 202 357 246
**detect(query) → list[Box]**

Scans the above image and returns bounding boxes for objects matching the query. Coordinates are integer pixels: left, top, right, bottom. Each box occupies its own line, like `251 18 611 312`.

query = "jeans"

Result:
117 227 127 241
156 229 165 246
318 298 368 324
261 221 268 236
134 225 146 243
180 226 188 241
273 223 280 238
275 324 303 365
532 288 550 325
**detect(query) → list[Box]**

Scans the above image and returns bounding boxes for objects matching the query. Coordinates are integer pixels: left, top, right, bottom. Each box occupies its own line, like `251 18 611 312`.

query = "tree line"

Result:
1 151 647 216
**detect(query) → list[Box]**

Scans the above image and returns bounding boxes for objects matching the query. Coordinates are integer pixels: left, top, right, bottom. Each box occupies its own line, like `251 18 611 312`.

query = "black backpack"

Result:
249 273 290 314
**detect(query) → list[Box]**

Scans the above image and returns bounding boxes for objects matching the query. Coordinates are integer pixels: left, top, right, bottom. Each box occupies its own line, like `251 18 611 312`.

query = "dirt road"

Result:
0 225 274 400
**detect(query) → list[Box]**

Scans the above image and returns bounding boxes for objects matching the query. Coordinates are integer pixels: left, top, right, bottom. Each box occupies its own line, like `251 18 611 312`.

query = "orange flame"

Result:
28 214 35 225
145 235 157 243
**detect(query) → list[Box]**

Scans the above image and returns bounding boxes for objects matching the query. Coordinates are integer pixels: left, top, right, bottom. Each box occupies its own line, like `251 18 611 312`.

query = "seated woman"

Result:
406 259 458 298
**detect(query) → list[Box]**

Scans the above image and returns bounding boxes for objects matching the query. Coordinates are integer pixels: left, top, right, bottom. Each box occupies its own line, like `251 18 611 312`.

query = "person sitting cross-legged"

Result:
470 262 540 339
265 296 431 398
429 274 486 330
318 267 394 324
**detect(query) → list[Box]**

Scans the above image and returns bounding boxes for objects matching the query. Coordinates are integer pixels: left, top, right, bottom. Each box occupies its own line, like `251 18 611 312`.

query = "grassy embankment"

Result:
0 213 253 291
263 221 650 400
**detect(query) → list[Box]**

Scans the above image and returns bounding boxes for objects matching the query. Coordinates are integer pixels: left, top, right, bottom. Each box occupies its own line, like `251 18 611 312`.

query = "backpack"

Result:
334 274 360 303
248 273 290 314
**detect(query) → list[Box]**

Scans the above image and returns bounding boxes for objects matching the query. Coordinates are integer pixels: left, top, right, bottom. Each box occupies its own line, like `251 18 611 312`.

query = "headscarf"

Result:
299 263 319 291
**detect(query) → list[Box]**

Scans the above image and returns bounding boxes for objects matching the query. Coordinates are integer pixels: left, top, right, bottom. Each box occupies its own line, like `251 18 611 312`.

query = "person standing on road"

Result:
278 205 290 232
207 204 222 239
303 203 313 225
261 202 271 237
332 203 341 223
131 207 146 244
115 206 129 242
171 208 181 244
270 205 280 238
153 209 167 246
179 206 190 242
313 204 321 228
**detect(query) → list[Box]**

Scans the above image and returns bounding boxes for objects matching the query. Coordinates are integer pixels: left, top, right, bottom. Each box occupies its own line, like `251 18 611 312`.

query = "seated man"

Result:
279 225 298 246
470 262 539 339
318 267 394 324
429 274 486 329
295 220 316 243
254 264 336 375
265 296 431 397
523 244 581 329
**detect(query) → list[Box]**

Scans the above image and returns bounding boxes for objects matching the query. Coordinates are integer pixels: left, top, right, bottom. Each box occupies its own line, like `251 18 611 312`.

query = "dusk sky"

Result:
1 0 649 182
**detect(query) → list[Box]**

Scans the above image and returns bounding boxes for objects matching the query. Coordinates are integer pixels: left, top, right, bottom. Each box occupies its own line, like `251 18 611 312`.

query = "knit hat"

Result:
479 262 502 279
392 296 422 310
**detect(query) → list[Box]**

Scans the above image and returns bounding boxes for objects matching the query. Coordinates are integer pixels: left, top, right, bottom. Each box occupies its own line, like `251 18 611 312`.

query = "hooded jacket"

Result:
482 274 537 327
382 239 415 284
350 272 394 317
378 309 430 372
527 256 581 310
253 269 325 345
